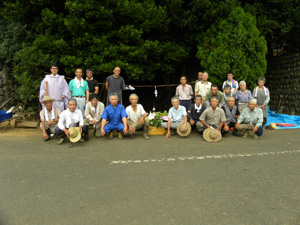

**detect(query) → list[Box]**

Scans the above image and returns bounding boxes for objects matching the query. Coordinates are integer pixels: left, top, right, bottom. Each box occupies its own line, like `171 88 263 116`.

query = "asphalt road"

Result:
1 128 300 225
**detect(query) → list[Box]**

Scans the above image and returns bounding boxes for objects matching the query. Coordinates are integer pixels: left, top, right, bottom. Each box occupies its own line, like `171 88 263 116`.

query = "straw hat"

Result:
176 121 191 137
41 95 55 104
68 127 82 143
203 128 222 142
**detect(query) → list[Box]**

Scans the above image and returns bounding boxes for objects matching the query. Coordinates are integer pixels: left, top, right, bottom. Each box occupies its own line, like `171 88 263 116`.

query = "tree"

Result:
196 6 267 88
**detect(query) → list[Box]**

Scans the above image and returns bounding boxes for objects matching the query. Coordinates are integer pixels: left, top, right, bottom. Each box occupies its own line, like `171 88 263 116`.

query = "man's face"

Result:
202 74 208 81
109 96 118 106
195 97 202 105
224 88 231 95
210 99 218 108
68 102 77 112
44 101 53 111
211 87 218 95
249 102 255 111
180 77 187 85
75 69 83 78
113 67 121 77
50 67 59 75
198 72 202 80
86 71 93 79
240 83 246 91
130 96 138 105
227 73 233 80
172 99 179 109
90 98 98 106
227 98 235 107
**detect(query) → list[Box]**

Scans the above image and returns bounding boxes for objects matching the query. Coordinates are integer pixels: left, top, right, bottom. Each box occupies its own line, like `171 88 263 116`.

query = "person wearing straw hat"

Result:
199 97 226 136
187 95 206 134
40 96 61 141
84 93 105 138
39 61 70 112
101 93 128 139
126 93 150 140
55 98 87 145
235 98 263 140
161 97 190 138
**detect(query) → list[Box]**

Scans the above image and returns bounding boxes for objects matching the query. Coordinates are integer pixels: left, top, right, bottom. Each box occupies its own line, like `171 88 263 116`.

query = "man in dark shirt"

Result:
221 96 241 136
105 66 126 105
187 95 206 134
86 69 99 95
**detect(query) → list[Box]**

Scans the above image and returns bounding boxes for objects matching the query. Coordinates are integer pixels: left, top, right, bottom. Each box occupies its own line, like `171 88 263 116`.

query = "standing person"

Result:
106 66 126 105
223 84 235 102
195 72 203 86
194 72 211 103
101 93 128 139
84 94 105 138
253 77 270 129
40 96 61 141
161 97 189 138
85 69 99 96
39 62 70 112
222 72 239 94
69 68 89 116
126 94 150 140
235 81 253 112
55 98 88 145
175 76 194 111
187 95 206 134
205 84 225 107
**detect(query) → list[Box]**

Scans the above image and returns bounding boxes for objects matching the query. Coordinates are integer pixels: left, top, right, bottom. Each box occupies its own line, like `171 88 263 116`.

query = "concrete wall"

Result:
266 53 300 115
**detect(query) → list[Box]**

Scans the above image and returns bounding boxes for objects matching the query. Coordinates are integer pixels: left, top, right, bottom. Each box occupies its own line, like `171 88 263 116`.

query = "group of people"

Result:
39 62 270 145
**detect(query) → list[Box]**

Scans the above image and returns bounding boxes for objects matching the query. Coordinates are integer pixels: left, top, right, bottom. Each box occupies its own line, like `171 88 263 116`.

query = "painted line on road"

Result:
109 150 300 165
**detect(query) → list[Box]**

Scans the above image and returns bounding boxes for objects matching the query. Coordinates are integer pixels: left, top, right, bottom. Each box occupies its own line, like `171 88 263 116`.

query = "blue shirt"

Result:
168 105 187 122
101 104 128 125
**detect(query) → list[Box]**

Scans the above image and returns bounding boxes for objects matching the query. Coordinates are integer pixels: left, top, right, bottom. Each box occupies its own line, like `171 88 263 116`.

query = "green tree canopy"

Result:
197 6 267 88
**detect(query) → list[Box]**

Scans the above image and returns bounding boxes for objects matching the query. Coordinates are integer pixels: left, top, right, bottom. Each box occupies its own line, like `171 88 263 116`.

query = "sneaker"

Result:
79 138 84 143
254 134 258 140
57 138 64 145
143 132 149 140
243 131 248 138
94 128 101 137
108 131 114 139
118 132 123 139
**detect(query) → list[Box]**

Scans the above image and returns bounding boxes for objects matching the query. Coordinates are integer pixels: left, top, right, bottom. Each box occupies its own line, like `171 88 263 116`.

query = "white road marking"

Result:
109 150 300 165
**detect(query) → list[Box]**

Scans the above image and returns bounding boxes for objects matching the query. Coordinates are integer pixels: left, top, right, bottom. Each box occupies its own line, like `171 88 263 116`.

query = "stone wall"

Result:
266 53 300 115
0 66 17 111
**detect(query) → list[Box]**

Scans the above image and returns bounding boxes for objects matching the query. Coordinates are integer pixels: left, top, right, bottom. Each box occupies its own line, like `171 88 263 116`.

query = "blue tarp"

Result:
266 107 300 129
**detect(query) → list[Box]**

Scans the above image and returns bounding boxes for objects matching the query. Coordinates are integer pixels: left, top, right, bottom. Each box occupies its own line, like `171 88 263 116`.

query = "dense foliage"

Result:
0 0 299 110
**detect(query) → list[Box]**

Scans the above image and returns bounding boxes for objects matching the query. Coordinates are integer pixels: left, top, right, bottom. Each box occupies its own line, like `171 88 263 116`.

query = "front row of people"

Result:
40 92 264 145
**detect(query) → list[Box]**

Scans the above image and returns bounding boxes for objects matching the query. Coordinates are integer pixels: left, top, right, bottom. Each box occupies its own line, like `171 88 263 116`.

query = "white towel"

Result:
75 77 84 88
254 86 268 98
45 108 55 122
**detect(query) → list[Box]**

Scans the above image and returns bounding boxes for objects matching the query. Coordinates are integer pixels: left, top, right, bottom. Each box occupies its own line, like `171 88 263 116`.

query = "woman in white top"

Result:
175 76 194 111
126 94 149 140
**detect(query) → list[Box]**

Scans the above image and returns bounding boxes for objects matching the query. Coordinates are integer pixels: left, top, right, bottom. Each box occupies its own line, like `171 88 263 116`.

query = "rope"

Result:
65 76 195 87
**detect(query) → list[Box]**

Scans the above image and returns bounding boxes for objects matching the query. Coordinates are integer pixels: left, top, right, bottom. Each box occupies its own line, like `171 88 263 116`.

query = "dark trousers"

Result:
221 122 236 135
180 99 192 112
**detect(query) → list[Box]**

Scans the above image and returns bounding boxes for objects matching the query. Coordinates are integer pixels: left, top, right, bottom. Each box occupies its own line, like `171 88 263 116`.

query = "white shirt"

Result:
58 109 84 130
126 104 146 124
222 80 239 93
195 81 212 97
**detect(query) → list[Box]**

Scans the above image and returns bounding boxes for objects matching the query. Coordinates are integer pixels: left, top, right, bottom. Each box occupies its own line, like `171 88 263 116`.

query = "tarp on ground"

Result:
266 107 300 129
